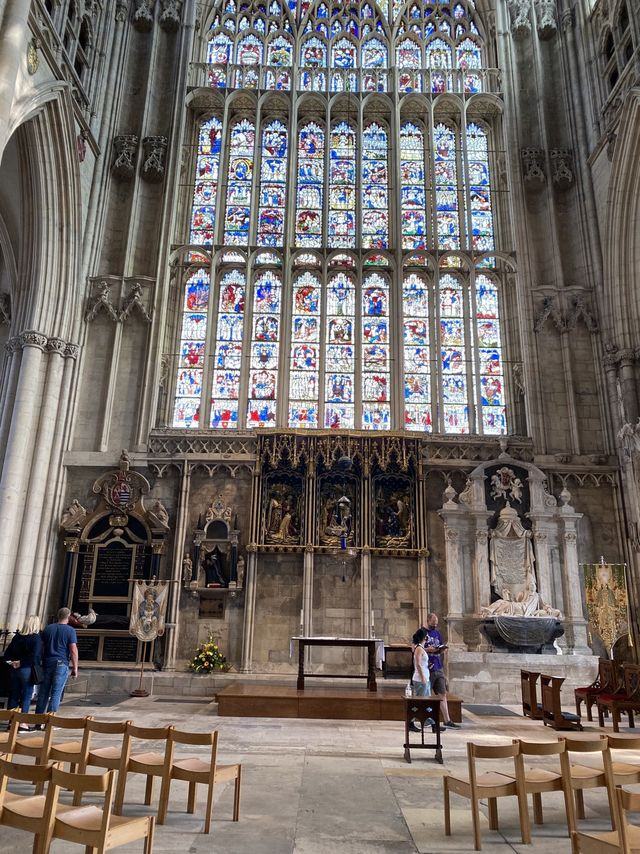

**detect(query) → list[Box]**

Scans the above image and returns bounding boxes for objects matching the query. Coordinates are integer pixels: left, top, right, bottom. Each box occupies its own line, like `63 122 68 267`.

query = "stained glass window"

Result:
457 37 482 93
362 123 389 249
403 272 432 431
325 273 355 428
173 269 208 429
439 273 469 434
396 37 422 92
433 123 460 250
328 121 356 249
191 118 222 246
247 271 281 426
258 120 288 247
295 122 325 247
362 273 390 429
426 37 452 93
211 269 245 429
466 123 494 252
223 119 255 246
400 123 427 250
475 274 506 434
289 270 322 428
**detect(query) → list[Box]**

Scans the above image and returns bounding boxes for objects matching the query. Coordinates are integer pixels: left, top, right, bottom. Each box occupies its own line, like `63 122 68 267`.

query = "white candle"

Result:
371 610 375 629
300 609 304 627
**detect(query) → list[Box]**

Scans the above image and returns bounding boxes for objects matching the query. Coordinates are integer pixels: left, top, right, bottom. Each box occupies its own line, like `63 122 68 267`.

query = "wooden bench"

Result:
540 675 582 731
520 670 543 720
597 663 640 732
574 658 619 721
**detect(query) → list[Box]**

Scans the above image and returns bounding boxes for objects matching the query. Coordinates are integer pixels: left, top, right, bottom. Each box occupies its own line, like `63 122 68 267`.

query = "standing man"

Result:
424 612 459 729
36 607 78 715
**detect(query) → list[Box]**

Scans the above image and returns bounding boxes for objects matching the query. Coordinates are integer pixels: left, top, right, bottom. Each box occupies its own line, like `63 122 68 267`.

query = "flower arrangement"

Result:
189 632 227 673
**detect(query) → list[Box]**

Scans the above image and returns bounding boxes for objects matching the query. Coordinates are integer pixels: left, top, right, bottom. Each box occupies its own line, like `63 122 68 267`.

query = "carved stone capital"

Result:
618 349 636 368
120 282 153 322
64 342 81 359
508 0 532 37
564 531 577 543
141 135 168 182
86 281 119 323
246 543 258 553
445 528 459 542
115 1 129 22
159 0 182 32
112 134 139 180
20 330 48 350
133 0 155 31
521 148 546 185
550 148 574 188
5 335 21 354
46 337 67 355
535 0 557 39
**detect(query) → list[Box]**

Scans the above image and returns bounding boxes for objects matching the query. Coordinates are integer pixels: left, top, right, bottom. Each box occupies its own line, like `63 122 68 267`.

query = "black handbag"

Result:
31 664 44 685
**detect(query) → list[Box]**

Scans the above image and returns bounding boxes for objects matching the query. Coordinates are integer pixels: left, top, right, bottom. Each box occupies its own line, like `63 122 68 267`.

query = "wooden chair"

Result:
521 670 543 720
114 723 172 815
46 767 155 854
443 740 531 851
47 714 93 772
0 709 18 754
597 664 640 732
572 785 640 853
541 675 583 731
575 659 618 721
514 739 575 834
11 712 53 763
0 757 74 854
607 734 640 788
157 728 241 833
75 719 132 808
559 733 617 837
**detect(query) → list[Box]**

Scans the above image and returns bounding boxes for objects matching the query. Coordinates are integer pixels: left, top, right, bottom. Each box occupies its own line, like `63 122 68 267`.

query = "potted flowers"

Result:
189 632 228 673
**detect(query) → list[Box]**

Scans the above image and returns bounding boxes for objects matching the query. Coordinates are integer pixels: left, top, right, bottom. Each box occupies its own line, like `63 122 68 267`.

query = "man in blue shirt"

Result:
424 613 459 729
35 607 78 714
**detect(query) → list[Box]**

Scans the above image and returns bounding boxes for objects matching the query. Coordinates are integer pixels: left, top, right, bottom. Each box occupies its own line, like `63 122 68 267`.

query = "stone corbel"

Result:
0 293 10 325
112 134 139 180
120 282 153 323
115 1 129 22
550 148 574 189
508 0 532 38
533 296 565 333
86 282 119 323
534 0 557 39
133 0 155 31
566 296 598 333
159 0 182 32
141 136 168 182
521 148 546 186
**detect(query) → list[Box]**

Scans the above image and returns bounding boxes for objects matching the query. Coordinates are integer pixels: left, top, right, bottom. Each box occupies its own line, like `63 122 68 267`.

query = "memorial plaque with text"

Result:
76 635 100 661
92 543 134 599
102 635 139 662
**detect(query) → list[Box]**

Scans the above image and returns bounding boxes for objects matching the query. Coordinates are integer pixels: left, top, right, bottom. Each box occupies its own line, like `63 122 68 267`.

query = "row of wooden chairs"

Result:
521 670 583 731
443 732 640 851
0 757 154 854
575 660 640 732
0 708 241 834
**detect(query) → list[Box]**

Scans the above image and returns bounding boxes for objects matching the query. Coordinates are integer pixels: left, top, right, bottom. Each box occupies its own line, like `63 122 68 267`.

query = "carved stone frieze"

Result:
550 148 574 188
141 136 168 182
133 0 155 31
534 0 557 39
521 148 546 185
0 293 10 325
86 282 119 322
120 282 153 323
112 134 139 180
534 297 565 333
508 0 532 37
159 0 182 31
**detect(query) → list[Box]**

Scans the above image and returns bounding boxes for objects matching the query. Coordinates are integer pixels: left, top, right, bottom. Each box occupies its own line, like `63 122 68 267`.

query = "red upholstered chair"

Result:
575 659 619 721
597 665 640 732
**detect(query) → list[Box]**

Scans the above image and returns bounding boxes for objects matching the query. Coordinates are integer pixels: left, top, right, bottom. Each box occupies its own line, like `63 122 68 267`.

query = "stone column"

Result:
439 501 466 649
240 546 258 672
0 331 47 621
6 339 66 626
558 495 589 653
0 337 22 468
163 460 191 669
618 350 639 425
471 514 493 614
0 0 31 160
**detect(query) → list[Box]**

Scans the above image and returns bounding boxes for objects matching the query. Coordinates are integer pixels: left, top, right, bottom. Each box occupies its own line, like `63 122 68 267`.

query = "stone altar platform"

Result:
447 651 599 705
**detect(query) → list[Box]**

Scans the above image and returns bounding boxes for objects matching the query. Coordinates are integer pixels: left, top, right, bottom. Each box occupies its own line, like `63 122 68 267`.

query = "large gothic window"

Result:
171 0 509 435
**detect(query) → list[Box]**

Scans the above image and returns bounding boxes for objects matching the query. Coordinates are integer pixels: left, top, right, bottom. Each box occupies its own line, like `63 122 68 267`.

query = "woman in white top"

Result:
412 627 431 697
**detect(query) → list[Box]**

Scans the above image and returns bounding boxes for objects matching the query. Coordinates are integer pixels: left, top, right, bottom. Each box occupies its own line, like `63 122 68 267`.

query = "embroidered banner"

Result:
582 560 629 656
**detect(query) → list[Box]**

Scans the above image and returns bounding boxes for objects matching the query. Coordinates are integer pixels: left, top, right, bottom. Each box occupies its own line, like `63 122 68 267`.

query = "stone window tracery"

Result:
171 0 509 435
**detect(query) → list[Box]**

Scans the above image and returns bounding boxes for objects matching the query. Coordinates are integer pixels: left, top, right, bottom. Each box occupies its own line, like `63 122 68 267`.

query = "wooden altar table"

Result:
291 637 384 692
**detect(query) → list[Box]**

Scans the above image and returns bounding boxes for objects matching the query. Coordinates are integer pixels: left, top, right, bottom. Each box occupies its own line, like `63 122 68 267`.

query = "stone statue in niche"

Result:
182 554 193 585
202 546 226 587
264 483 301 545
236 555 245 589
481 506 562 618
321 493 353 545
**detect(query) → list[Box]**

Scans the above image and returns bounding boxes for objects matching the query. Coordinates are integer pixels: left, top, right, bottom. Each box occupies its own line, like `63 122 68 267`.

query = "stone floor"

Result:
0 693 633 854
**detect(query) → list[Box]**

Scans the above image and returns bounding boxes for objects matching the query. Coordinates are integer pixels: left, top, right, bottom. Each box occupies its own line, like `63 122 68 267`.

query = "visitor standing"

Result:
3 615 43 718
35 607 78 715
423 612 459 728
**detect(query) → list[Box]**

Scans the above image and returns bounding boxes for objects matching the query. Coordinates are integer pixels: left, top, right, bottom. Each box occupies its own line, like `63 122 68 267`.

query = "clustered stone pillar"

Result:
163 460 191 669
240 463 262 672
0 0 30 160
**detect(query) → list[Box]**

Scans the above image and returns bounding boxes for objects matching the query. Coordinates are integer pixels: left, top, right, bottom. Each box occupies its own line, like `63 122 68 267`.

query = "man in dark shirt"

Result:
423 612 459 729
35 607 78 714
